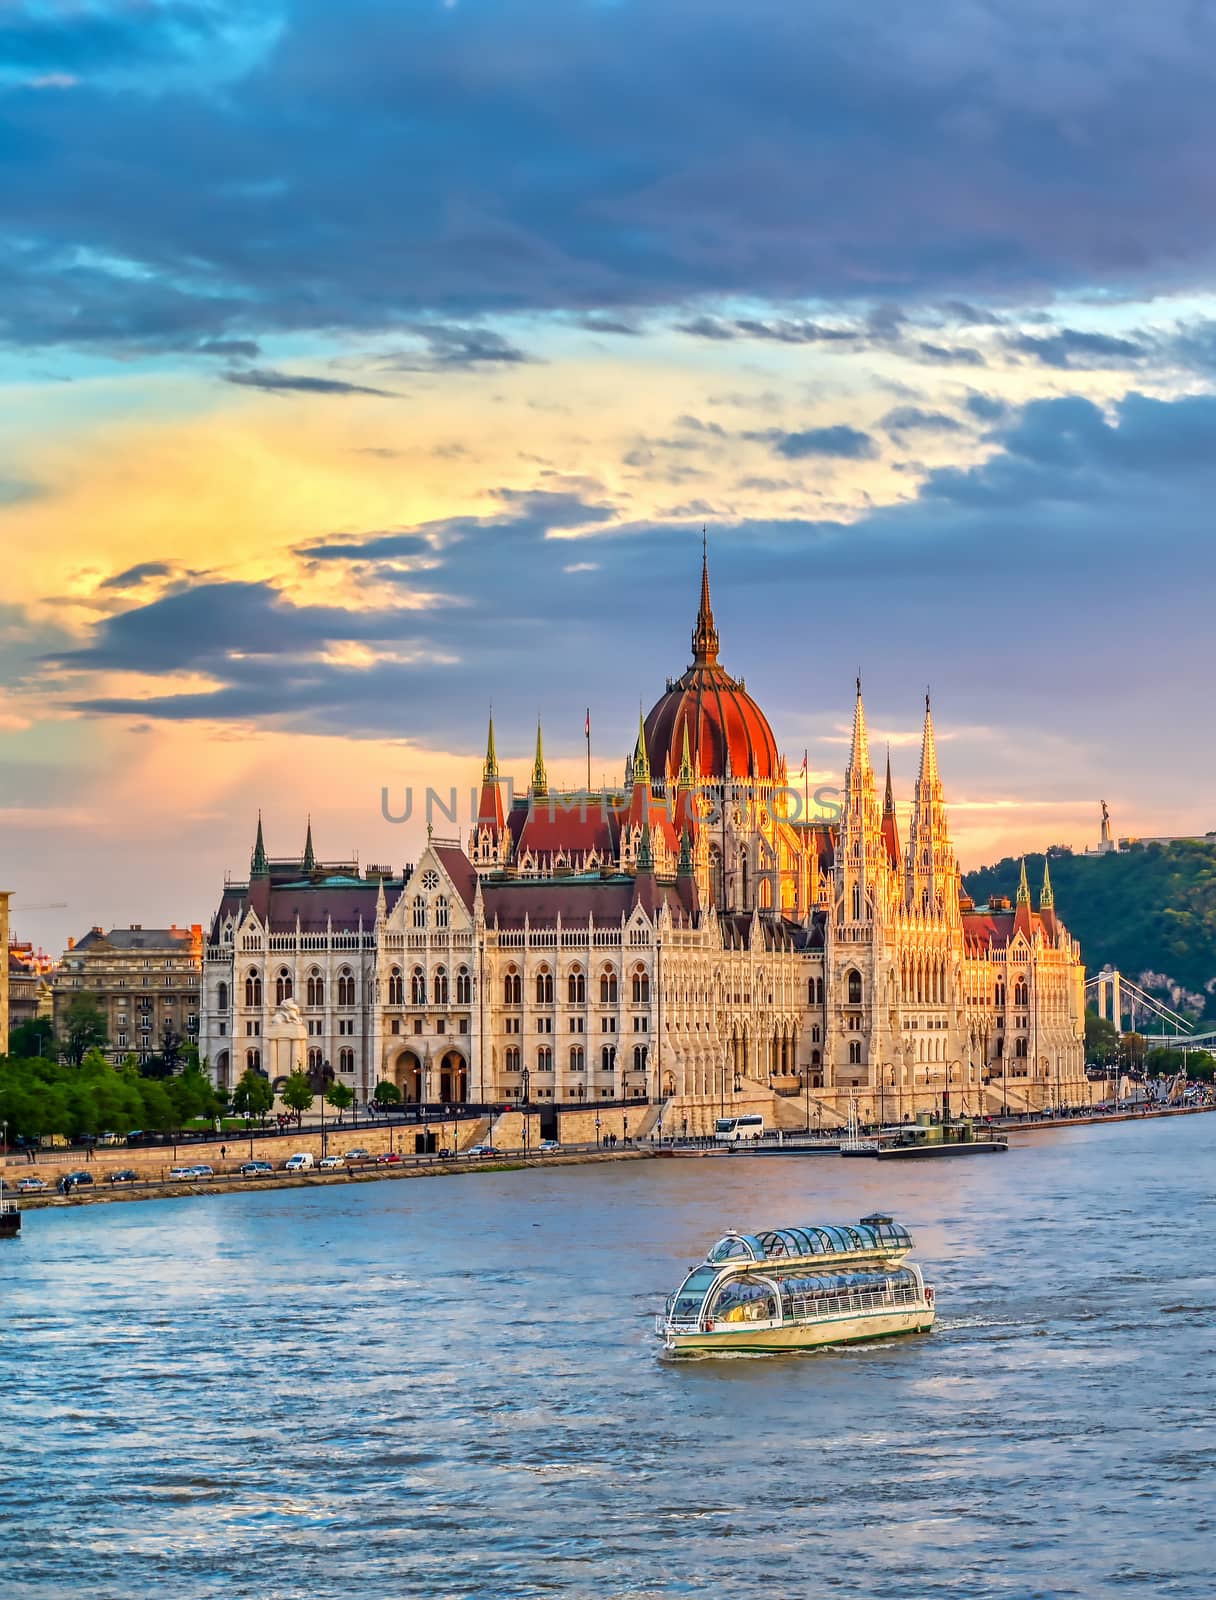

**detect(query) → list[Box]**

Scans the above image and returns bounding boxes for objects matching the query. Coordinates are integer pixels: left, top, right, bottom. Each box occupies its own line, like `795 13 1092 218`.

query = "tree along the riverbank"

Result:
0 1051 224 1142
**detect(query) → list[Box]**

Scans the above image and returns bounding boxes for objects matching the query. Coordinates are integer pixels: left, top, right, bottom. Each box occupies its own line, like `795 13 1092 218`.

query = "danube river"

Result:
3 1117 1213 1599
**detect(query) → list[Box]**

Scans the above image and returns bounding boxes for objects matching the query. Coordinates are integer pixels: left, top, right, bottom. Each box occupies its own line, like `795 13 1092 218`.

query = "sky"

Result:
4 0 1216 954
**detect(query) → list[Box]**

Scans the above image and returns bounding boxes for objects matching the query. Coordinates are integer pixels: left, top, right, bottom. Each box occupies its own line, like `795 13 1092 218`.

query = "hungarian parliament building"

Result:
200 555 1087 1126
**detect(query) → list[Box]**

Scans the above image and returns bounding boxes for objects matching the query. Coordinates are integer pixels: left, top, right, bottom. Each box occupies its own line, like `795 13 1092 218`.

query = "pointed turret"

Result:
1040 857 1054 908
531 718 547 797
677 825 694 878
907 690 956 917
302 816 316 873
637 820 654 874
633 709 651 787
672 719 697 834
677 720 694 789
881 746 901 870
251 812 268 878
847 675 873 781
691 530 720 666
1016 857 1030 905
476 711 505 833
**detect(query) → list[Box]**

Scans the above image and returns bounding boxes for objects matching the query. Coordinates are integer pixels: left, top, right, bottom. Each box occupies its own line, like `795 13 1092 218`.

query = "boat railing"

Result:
783 1285 921 1321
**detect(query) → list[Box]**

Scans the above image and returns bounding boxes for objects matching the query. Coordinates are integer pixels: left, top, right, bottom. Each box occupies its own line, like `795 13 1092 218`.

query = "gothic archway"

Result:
395 1049 424 1103
438 1048 468 1104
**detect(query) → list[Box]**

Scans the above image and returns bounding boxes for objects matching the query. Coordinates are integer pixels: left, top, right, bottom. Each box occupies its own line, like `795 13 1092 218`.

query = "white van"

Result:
284 1152 314 1172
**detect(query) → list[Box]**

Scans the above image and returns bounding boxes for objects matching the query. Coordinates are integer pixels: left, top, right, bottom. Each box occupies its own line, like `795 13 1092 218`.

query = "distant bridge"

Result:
1086 967 1208 1048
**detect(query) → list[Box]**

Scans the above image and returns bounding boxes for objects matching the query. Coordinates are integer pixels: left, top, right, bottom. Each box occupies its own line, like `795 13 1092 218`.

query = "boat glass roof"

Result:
706 1220 911 1265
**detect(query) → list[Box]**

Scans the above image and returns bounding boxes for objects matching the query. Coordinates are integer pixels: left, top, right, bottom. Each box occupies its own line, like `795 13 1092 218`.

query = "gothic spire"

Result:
531 718 547 797
691 528 720 666
677 825 694 878
917 689 940 792
483 709 499 781
1041 856 1054 908
847 675 873 779
1016 857 1030 905
637 820 654 873
633 708 651 787
883 745 895 816
251 812 268 878
302 815 316 873
677 719 695 789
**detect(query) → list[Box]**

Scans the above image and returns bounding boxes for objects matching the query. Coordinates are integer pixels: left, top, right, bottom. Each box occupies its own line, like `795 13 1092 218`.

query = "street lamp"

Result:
521 1066 531 1157
595 1113 602 1149
623 1112 629 1146
320 1058 330 1158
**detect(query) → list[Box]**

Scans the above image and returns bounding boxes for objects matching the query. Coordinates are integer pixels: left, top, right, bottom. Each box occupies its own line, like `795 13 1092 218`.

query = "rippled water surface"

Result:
4 1117 1215 1599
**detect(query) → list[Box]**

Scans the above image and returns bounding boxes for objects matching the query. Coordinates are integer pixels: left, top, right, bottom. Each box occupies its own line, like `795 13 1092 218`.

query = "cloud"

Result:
383 324 534 371
915 342 987 367
221 368 399 397
1004 328 1147 369
768 425 877 460
10 0 1216 352
99 561 174 591
881 406 966 435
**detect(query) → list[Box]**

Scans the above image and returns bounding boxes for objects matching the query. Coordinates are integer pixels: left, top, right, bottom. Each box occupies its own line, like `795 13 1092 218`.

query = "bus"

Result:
714 1114 766 1144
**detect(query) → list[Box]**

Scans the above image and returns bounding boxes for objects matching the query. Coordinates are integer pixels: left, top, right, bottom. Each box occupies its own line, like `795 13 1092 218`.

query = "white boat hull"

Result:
662 1303 935 1355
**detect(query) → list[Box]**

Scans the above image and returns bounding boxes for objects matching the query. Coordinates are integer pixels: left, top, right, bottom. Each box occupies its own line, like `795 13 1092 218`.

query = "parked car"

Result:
108 1169 138 1184
376 1151 402 1165
189 1165 214 1178
64 1170 95 1187
343 1148 371 1162
317 1155 343 1170
537 1139 561 1153
436 1147 453 1160
283 1153 314 1172
16 1176 47 1193
238 1160 274 1176
169 1165 197 1180
467 1144 501 1158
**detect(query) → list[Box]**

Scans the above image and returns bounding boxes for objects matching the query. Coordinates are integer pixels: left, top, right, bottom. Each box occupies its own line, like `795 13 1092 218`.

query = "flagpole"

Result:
586 708 592 794
803 747 809 823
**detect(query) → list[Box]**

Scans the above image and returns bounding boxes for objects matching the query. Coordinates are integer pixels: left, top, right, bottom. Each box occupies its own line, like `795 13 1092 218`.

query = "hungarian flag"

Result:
800 749 808 774
585 708 591 738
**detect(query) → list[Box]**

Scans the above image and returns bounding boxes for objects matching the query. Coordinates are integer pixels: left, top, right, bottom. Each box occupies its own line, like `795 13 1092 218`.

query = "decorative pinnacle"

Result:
1041 856 1054 908
637 820 654 872
1016 857 1030 905
483 709 498 781
531 718 547 796
633 708 651 786
691 531 720 666
251 811 268 876
302 815 316 873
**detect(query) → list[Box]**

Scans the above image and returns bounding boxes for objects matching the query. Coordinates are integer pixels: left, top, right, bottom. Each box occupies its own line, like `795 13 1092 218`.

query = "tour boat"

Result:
657 1214 935 1356
875 1116 1008 1160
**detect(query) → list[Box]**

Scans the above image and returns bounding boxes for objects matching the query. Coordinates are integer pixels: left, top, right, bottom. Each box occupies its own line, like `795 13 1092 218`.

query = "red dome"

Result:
643 552 780 784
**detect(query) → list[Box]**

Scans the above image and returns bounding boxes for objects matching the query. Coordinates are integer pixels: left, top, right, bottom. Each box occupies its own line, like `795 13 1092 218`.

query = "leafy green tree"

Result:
1121 1032 1147 1069
7 1018 55 1060
1084 1009 1119 1063
326 1081 354 1121
168 1062 221 1125
373 1078 401 1107
232 1068 274 1121
280 1070 315 1126
60 993 109 1066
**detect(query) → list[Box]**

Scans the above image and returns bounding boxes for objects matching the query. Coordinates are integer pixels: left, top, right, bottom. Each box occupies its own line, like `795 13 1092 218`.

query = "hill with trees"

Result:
965 839 1216 1026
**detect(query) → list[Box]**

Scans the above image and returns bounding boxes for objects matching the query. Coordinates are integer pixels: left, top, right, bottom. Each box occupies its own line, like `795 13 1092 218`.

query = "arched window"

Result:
412 895 426 929
246 1047 261 1072
807 978 817 1005
631 968 650 1005
434 895 449 929
570 1046 585 1072
537 1045 553 1072
599 967 618 1004
411 966 426 1005
504 967 521 1006
505 1046 521 1073
388 967 404 1006
536 967 553 1005
852 883 862 921
811 1049 821 1067
816 978 825 1004
337 968 355 1007
306 970 324 1007
1014 979 1029 1008
244 969 262 1008
217 980 229 1013
275 968 293 1005
847 969 862 1006
567 966 585 1004
456 966 471 1005
601 1045 616 1072
433 966 449 1006
338 1047 354 1073
1015 1036 1029 1058
307 1047 323 1072
632 1044 647 1071
848 1040 862 1064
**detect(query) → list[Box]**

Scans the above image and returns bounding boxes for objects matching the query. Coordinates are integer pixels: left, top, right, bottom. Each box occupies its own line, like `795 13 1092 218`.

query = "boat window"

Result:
711 1281 779 1323
671 1267 720 1319
707 1235 761 1263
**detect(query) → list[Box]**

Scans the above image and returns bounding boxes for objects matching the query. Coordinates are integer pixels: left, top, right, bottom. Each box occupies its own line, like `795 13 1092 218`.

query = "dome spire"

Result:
691 527 720 666
531 718 547 797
